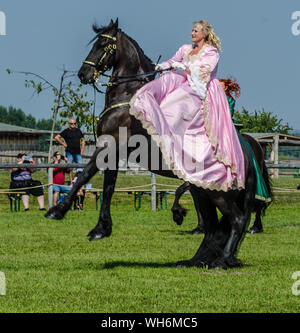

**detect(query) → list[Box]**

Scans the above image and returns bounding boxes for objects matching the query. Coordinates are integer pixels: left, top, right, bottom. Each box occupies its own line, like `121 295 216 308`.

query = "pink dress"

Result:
129 44 245 191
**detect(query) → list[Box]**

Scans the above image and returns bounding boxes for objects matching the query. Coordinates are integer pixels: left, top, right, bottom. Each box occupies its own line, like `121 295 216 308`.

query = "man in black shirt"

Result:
55 118 85 173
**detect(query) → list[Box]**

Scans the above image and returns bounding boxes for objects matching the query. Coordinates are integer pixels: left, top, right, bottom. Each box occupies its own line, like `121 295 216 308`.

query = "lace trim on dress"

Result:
183 44 208 63
201 96 241 177
188 64 210 100
183 45 242 179
129 92 244 191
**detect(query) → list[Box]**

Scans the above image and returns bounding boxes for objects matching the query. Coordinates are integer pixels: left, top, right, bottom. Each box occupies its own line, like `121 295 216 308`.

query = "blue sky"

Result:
1 0 300 129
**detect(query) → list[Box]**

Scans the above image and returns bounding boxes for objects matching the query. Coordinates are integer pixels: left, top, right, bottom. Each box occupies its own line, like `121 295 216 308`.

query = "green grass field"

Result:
0 171 299 313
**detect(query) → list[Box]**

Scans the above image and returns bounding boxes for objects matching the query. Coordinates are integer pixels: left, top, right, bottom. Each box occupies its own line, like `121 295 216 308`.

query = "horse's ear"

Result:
109 19 114 27
114 18 119 28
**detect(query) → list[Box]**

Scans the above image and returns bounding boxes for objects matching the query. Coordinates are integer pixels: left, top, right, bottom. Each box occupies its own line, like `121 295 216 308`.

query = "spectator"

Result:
52 151 71 206
54 118 85 181
71 168 85 210
10 153 45 211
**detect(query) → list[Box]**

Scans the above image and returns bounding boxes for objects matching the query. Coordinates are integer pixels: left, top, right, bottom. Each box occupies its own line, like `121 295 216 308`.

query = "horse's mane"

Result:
122 32 153 66
90 23 153 66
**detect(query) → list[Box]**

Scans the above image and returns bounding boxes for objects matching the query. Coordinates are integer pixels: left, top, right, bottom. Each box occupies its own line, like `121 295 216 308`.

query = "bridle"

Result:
82 30 171 120
83 33 118 83
82 30 169 90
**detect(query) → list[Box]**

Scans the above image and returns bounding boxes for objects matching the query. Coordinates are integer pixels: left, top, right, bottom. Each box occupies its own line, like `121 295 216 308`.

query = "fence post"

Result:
274 134 279 179
151 173 156 211
48 167 53 209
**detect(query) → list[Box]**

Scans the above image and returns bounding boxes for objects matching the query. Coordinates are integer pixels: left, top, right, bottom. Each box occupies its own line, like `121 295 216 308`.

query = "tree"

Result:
7 68 94 161
36 118 61 131
234 107 293 134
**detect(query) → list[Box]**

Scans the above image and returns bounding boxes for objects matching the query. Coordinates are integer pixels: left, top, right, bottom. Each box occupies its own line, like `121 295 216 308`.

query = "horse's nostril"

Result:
78 72 86 83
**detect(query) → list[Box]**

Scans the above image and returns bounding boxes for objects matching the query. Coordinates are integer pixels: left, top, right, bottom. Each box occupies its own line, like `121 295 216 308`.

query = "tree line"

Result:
0 104 293 134
0 105 61 131
234 107 292 134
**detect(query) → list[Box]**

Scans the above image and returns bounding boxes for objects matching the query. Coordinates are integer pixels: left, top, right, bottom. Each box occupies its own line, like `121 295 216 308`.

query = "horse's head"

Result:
78 19 119 84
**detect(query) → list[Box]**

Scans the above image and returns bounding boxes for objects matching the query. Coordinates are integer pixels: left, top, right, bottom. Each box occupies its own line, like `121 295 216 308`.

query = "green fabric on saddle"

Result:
228 96 243 128
227 96 271 203
236 129 271 203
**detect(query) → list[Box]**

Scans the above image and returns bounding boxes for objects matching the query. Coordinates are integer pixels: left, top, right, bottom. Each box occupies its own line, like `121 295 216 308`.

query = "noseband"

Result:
83 33 117 82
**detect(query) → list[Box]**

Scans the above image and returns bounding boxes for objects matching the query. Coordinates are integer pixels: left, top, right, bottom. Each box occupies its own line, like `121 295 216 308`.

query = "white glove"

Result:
171 61 186 71
155 62 169 71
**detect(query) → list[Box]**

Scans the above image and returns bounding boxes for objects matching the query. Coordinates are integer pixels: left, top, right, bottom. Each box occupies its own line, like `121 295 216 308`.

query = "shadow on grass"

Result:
159 228 203 236
102 261 177 269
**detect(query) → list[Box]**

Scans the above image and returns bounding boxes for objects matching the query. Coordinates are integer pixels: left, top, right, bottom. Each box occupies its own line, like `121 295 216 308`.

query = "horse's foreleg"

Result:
171 182 204 233
171 182 190 225
45 150 99 220
88 169 118 241
189 186 205 234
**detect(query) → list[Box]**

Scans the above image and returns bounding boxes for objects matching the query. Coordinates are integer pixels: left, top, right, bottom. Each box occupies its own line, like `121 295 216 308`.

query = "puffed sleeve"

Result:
188 46 220 99
161 45 189 67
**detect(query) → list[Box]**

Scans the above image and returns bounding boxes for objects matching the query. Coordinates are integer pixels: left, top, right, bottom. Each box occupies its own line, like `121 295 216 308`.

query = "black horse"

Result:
171 133 272 234
45 19 268 269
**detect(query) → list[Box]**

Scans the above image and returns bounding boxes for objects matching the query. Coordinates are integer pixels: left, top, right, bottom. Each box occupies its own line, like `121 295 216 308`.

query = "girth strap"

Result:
100 102 130 119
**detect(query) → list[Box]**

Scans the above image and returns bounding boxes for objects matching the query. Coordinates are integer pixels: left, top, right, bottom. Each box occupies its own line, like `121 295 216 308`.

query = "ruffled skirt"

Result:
129 71 245 191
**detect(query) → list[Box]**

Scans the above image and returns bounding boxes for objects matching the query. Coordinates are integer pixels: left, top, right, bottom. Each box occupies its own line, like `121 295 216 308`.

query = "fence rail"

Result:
1 163 300 169
1 162 300 210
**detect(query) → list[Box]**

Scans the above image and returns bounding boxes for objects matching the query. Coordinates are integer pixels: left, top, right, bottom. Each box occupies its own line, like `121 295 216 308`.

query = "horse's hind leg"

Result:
211 203 247 269
45 150 99 220
177 188 220 268
211 188 255 269
248 204 263 234
88 169 118 241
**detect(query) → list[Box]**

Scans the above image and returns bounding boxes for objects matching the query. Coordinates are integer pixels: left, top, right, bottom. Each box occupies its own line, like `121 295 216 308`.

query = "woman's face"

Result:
191 24 206 44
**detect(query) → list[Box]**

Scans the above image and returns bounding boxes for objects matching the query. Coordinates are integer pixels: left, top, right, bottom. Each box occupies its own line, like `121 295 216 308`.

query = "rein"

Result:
94 69 167 89
84 31 170 119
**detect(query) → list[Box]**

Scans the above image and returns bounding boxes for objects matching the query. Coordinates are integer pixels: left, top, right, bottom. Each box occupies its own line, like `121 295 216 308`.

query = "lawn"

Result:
0 171 299 313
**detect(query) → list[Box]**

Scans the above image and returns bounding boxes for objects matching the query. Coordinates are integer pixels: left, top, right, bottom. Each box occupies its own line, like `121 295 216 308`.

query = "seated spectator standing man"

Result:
55 118 85 181
52 151 71 206
10 153 45 211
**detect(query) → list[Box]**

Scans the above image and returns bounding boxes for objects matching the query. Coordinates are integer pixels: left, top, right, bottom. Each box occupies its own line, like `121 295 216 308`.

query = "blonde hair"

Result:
193 20 222 51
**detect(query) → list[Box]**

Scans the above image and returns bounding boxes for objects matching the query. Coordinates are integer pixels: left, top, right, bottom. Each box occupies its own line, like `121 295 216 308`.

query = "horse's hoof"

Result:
209 258 229 270
173 215 184 225
44 208 64 220
88 233 105 241
210 256 242 270
87 228 109 241
247 226 263 234
226 256 243 268
172 207 187 225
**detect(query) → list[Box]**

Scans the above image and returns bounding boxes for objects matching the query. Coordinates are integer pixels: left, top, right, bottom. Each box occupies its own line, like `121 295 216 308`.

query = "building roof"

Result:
246 132 300 146
0 122 49 135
